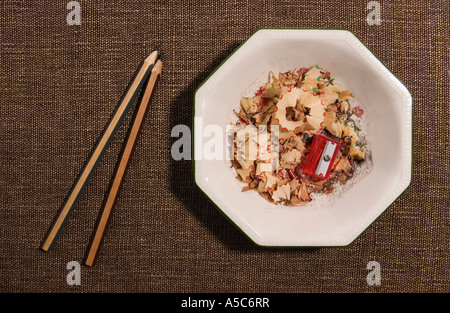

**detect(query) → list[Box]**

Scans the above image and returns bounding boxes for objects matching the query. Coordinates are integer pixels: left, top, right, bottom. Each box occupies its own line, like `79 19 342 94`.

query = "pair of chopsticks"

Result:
41 47 163 266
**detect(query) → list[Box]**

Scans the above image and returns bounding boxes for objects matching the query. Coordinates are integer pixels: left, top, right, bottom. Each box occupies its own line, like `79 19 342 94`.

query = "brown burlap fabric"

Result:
0 0 448 293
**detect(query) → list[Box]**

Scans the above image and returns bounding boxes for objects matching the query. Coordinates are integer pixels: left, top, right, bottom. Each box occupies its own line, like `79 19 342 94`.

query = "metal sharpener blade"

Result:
315 141 337 177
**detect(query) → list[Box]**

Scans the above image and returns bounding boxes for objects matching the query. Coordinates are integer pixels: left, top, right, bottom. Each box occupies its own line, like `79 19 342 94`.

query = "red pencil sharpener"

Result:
301 134 341 180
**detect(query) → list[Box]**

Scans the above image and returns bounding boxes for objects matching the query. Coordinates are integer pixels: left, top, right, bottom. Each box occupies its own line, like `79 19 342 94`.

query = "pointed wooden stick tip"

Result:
145 48 160 65
152 59 163 74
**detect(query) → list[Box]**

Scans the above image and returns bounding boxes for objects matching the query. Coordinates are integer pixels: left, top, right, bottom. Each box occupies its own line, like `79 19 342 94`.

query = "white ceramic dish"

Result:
194 29 412 247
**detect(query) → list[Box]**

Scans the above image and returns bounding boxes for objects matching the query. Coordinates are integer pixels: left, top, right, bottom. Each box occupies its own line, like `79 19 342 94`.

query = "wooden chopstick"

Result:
84 57 163 266
41 49 160 252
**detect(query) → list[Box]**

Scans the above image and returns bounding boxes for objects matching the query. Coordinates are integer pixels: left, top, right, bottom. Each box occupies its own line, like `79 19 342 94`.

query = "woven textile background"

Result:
1 0 448 293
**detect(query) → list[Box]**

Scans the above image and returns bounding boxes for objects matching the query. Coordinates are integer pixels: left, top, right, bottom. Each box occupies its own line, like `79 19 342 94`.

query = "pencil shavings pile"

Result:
231 65 369 206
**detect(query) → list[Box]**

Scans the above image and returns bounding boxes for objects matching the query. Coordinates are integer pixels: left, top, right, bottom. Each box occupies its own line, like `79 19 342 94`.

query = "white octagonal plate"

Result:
194 29 412 247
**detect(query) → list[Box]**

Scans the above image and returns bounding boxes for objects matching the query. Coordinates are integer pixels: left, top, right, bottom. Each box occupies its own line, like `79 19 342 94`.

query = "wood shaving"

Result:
231 65 369 205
